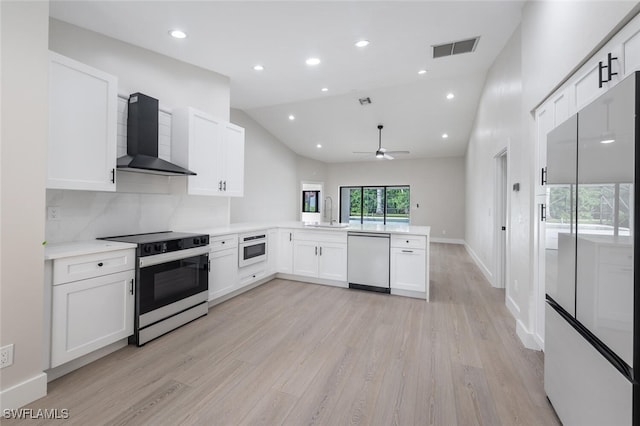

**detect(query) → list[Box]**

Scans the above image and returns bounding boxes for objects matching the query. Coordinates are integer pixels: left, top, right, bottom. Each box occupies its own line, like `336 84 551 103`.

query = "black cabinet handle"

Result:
540 204 546 222
541 167 547 186
97 262 104 267
129 279 134 295
402 250 413 253
223 181 227 191
110 168 115 184
319 246 323 256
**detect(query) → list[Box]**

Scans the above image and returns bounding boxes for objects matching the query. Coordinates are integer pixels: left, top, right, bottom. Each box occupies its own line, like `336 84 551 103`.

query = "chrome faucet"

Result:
324 196 335 224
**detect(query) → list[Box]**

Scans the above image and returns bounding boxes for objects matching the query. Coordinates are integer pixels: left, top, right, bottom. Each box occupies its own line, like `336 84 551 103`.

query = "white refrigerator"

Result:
544 71 638 425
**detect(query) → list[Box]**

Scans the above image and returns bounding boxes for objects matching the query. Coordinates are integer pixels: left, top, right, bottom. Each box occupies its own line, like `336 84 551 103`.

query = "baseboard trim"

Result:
516 319 541 351
276 273 348 289
208 274 276 307
45 339 128 382
0 372 47 410
430 237 465 244
506 294 520 318
463 242 493 286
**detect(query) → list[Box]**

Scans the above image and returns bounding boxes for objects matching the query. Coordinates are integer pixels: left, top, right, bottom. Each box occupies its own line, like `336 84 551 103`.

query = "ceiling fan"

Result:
353 124 410 160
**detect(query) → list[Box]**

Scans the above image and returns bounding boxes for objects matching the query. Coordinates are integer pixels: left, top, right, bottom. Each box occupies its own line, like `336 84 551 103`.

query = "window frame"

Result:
339 185 410 225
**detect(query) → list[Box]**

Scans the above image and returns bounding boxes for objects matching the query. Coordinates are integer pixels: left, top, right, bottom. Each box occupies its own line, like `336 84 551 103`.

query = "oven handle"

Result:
139 246 210 268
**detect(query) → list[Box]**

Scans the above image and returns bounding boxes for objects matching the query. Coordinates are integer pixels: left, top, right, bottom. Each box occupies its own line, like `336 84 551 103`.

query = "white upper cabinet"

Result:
172 107 244 197
172 107 223 196
221 122 245 197
48 52 118 191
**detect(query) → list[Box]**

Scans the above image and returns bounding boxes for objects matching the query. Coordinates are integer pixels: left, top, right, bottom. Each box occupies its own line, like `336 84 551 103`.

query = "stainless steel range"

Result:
102 231 209 346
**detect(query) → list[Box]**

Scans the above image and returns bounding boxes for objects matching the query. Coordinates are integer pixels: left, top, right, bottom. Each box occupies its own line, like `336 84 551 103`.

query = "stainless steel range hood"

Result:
117 93 196 176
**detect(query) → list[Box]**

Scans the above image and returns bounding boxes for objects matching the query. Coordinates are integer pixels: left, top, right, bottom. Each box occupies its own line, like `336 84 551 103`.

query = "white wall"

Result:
229 109 299 223
464 1 638 349
45 20 232 243
49 19 230 120
325 157 465 240
0 1 49 409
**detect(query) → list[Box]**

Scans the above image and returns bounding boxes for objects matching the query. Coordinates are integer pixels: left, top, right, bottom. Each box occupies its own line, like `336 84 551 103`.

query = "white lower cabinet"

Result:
51 269 134 368
292 231 347 282
239 261 267 287
278 229 295 274
267 229 278 275
390 235 427 294
209 248 239 301
390 248 426 292
208 234 239 301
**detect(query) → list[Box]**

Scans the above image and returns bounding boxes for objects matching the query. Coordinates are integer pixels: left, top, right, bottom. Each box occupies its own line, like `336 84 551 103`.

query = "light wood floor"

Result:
11 243 560 425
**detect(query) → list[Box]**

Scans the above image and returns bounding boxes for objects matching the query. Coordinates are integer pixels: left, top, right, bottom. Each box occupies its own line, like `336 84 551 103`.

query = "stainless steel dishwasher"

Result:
347 232 390 293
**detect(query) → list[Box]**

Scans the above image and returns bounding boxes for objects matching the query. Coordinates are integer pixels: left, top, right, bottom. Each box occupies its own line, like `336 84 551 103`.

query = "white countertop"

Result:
189 221 430 237
44 240 137 260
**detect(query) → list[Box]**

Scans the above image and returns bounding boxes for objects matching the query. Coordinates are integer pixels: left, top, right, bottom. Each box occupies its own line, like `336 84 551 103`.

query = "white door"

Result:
278 230 294 274
292 240 318 277
48 52 117 191
209 248 239 301
390 248 426 292
222 123 245 197
189 111 223 195
51 270 134 367
318 242 347 281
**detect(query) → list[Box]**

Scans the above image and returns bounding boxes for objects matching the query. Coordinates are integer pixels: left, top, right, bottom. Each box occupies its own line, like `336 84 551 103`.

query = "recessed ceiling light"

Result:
446 93 455 100
306 57 321 66
169 29 187 39
321 87 328 92
317 144 322 148
442 133 449 139
600 139 615 144
355 40 370 48
253 64 264 71
418 69 427 75
288 115 295 121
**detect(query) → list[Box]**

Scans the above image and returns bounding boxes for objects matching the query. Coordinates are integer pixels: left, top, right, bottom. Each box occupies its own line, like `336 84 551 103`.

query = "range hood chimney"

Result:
117 93 196 176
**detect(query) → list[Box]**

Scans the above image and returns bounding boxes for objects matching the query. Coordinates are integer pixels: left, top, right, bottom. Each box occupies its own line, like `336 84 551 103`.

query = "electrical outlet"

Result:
0 344 14 368
47 206 61 221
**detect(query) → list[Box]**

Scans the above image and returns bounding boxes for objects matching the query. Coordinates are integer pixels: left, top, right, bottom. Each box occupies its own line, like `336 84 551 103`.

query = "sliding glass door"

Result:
340 186 410 224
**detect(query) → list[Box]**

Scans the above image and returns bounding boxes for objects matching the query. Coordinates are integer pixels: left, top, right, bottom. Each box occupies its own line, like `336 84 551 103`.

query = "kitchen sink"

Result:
305 222 350 229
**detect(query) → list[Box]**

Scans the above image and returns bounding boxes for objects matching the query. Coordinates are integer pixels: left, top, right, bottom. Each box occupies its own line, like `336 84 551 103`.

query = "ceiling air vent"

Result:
358 97 372 105
432 36 480 58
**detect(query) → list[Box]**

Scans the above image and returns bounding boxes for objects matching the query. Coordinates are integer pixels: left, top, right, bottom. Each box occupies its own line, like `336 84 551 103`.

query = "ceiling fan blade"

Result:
383 153 394 160
352 151 373 154
379 147 387 153
384 150 410 155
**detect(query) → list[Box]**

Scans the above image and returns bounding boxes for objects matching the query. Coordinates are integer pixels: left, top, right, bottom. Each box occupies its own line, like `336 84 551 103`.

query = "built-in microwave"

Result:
238 231 267 267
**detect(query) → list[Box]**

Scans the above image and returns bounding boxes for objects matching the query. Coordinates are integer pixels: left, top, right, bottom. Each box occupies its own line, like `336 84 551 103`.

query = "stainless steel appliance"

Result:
347 232 390 293
102 231 209 346
543 71 638 425
239 231 267 267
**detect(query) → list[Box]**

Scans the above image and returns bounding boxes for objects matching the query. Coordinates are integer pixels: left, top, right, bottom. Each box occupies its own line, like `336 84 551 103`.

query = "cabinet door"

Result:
278 230 294 274
292 240 318 278
222 123 245 197
390 248 426 292
267 229 278 275
209 248 239 301
51 270 134 367
318 242 347 281
48 52 117 191
172 108 224 196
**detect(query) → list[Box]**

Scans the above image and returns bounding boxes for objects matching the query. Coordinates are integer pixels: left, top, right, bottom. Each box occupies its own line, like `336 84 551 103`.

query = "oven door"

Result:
138 246 209 315
239 240 267 267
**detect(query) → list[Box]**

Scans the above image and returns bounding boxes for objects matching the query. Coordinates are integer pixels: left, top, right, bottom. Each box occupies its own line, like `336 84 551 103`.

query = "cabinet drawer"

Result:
239 262 267 287
210 234 238 252
598 246 633 267
391 235 426 249
295 231 347 243
53 249 135 285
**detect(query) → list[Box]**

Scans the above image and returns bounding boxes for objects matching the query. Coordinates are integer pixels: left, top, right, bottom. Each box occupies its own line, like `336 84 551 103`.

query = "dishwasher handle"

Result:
347 232 390 239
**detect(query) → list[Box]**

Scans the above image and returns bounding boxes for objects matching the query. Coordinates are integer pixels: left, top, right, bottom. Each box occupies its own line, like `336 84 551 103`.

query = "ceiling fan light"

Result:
376 151 384 159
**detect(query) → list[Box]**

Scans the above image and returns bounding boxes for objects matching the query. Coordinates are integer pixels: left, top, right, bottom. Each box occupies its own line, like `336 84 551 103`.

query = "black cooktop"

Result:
101 231 206 244
101 231 209 256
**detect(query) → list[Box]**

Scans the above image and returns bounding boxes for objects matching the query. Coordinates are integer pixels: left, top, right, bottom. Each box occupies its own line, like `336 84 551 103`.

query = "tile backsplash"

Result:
46 180 229 243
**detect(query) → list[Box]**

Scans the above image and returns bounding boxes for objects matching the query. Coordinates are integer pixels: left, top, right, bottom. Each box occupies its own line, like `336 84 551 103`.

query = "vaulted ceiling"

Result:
50 1 524 163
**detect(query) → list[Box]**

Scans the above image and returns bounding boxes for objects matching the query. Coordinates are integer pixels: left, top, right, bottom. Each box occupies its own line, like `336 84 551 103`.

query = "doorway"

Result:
494 150 508 288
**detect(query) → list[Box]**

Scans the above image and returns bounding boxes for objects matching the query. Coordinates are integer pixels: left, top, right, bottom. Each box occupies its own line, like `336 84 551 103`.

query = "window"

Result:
302 190 320 213
339 186 410 224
